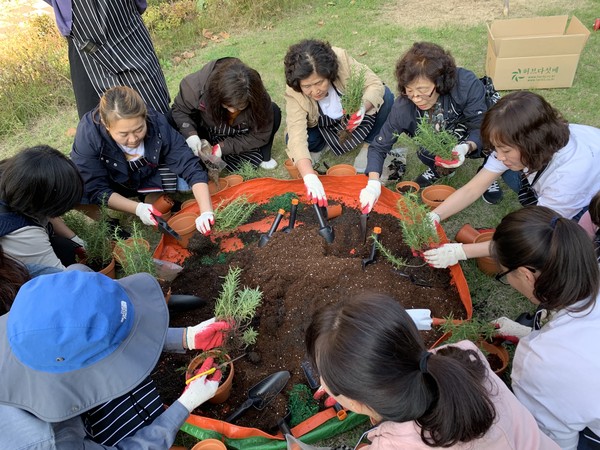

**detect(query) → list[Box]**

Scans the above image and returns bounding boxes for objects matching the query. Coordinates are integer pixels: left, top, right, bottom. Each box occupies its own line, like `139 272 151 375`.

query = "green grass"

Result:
2 0 599 445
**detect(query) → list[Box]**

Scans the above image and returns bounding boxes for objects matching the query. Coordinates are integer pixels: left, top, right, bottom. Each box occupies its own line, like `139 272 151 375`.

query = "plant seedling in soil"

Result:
338 67 366 144
412 115 458 161
213 195 259 234
214 266 262 353
113 221 156 277
233 160 261 180
63 204 113 270
438 314 498 345
397 192 440 256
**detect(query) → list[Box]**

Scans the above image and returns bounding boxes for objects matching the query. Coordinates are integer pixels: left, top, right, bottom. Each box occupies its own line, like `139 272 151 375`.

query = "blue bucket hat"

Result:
0 271 168 422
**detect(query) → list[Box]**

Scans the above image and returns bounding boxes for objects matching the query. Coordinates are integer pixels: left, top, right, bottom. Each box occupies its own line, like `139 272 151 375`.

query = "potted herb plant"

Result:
338 67 366 144
397 192 440 258
112 222 155 276
213 195 259 234
412 115 458 164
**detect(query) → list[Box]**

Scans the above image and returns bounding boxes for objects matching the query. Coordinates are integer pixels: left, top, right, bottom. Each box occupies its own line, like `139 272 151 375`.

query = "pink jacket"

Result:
364 341 559 450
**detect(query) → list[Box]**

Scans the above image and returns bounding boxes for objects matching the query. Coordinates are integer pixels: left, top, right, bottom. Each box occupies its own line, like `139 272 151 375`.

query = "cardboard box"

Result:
486 15 590 90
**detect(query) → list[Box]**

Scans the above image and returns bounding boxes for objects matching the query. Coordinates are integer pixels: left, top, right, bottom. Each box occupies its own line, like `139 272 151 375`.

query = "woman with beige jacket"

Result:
283 39 393 206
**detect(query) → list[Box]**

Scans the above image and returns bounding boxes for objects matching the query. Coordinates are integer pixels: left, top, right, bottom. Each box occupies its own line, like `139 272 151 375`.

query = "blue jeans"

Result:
302 85 395 153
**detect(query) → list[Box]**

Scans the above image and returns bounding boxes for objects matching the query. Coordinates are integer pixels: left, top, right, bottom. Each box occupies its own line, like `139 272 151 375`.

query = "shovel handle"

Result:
431 318 464 326
224 398 255 423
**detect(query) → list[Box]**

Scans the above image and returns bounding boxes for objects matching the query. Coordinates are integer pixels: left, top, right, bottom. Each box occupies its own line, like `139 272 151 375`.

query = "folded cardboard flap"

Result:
486 15 590 90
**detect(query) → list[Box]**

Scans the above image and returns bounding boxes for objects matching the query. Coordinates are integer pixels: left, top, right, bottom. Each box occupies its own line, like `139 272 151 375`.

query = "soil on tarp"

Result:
152 202 467 433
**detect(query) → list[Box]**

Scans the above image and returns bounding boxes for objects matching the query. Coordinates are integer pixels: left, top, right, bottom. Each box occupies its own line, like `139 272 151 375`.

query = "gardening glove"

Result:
313 387 338 408
135 202 160 226
195 211 215 236
212 144 222 158
346 104 366 132
423 243 467 268
177 357 221 413
303 173 327 207
186 135 203 156
359 180 381 214
435 143 470 169
186 317 232 350
427 211 441 229
492 317 532 343
71 234 85 248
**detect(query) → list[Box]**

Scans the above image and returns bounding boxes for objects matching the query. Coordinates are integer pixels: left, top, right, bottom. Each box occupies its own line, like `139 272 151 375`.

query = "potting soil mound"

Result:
153 202 466 433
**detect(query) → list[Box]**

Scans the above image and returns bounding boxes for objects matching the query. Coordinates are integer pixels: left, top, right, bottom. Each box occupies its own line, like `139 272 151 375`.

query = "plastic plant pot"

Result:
454 224 480 244
421 184 456 209
284 159 301 179
479 340 510 376
98 257 116 279
180 198 198 212
186 353 234 405
326 204 343 220
208 179 229 196
167 213 198 249
191 439 227 450
326 164 357 176
473 231 501 276
153 194 175 214
223 174 244 187
395 181 420 194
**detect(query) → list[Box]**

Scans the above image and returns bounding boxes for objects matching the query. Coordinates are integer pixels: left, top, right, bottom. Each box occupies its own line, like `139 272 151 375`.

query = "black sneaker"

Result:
415 167 440 188
482 180 503 204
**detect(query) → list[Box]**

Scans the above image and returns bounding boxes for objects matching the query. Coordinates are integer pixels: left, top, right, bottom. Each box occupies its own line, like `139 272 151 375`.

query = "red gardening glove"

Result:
212 144 222 158
185 318 232 350
314 387 338 407
346 105 366 132
434 143 469 169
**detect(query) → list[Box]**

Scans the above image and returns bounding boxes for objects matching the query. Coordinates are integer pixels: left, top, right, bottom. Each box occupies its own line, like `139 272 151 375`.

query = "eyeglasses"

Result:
300 78 327 90
403 85 436 99
495 266 536 285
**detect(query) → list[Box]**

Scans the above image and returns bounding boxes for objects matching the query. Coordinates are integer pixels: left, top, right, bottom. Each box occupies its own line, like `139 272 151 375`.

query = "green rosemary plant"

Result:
398 192 440 254
113 221 156 277
412 115 458 161
213 195 259 233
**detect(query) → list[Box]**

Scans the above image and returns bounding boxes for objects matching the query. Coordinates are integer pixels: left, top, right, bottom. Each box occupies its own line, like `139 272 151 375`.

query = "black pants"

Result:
579 428 600 450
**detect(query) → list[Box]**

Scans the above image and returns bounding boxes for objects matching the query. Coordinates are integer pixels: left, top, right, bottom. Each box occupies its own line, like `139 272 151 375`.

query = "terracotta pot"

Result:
112 238 150 265
98 257 116 279
180 198 198 212
208 179 229 195
191 439 227 450
421 184 456 209
326 204 342 220
395 181 420 194
454 224 480 244
187 353 234 405
167 213 198 249
223 174 244 187
479 341 509 375
284 159 301 180
152 194 175 214
473 231 501 275
326 164 357 176
170 446 188 450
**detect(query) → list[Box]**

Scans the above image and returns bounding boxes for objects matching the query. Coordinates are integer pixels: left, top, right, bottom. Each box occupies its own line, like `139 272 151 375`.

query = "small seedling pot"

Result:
152 194 175 214
326 204 343 220
179 198 198 213
479 340 509 376
421 184 456 209
112 238 150 265
191 439 227 450
208 179 229 195
98 257 116 279
223 174 244 187
395 181 420 194
284 159 301 179
473 231 501 275
167 213 198 249
454 223 480 244
326 164 357 176
186 353 234 405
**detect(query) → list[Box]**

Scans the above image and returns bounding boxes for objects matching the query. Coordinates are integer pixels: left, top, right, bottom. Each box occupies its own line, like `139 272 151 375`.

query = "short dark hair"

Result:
0 145 83 220
481 91 569 172
0 244 30 315
492 206 599 312
395 42 457 96
284 39 339 92
306 294 496 447
206 58 271 129
588 191 600 228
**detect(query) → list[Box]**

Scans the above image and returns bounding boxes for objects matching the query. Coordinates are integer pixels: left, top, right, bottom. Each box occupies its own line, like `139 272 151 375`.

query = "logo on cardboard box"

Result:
511 66 560 83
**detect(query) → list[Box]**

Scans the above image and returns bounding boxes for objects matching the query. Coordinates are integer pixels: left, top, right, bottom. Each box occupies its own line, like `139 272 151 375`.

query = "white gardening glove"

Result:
406 309 432 331
135 202 160 226
212 144 222 158
423 243 467 268
427 211 441 229
492 317 532 344
435 143 470 169
186 317 232 350
303 173 327 207
195 211 215 236
177 357 221 413
359 180 381 214
346 104 366 132
71 235 85 248
186 135 203 156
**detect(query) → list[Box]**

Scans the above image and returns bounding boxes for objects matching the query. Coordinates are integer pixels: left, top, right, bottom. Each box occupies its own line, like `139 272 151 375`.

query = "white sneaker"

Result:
353 144 369 174
259 158 278 170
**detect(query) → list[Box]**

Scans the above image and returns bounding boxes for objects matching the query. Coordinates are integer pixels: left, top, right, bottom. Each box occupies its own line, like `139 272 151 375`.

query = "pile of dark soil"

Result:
152 201 467 433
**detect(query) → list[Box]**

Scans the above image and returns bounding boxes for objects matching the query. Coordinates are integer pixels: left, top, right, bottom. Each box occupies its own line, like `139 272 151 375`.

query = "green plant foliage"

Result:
412 116 458 161
214 266 262 353
143 0 198 36
397 192 439 253
340 67 366 116
288 384 319 427
62 206 113 267
233 160 262 180
213 195 259 233
438 314 498 345
200 253 228 266
113 222 157 277
262 193 299 214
